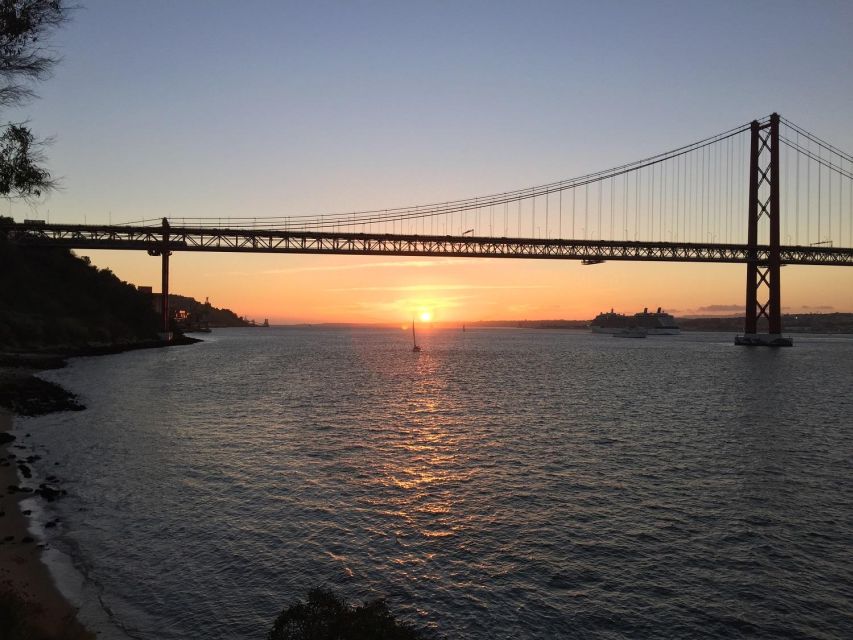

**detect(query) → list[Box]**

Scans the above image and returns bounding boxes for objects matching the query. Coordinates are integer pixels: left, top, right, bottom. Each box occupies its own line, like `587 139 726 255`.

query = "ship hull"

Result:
591 326 680 335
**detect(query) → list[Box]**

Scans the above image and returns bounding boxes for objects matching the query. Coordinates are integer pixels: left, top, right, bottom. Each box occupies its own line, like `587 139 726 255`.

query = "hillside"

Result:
167 294 250 328
0 240 259 351
0 242 161 352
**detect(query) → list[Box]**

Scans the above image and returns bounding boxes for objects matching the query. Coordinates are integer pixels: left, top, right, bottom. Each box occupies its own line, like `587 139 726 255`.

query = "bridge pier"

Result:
151 217 172 341
736 113 792 347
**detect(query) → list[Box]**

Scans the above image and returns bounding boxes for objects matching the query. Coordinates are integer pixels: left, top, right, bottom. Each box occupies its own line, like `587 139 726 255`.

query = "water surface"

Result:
18 328 853 638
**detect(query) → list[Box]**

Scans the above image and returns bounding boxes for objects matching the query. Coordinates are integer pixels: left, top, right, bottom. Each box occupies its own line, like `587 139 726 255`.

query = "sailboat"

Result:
412 316 421 352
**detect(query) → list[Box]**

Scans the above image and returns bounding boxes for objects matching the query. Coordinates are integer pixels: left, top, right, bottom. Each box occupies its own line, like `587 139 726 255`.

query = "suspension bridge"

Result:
3 113 853 346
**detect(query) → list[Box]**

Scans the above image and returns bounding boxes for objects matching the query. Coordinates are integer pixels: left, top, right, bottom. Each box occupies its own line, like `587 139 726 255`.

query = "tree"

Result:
0 0 70 198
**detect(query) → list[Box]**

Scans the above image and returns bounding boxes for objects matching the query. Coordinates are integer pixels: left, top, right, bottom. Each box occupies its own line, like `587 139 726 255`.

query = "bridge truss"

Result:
3 222 852 266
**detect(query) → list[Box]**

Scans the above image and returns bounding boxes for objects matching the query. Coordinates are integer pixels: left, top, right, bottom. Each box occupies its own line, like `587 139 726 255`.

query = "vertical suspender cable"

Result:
572 187 576 238
597 180 602 239
607 176 616 240
664 157 669 241
517 199 521 238
704 144 709 242
685 149 690 242
699 146 703 241
806 137 811 243
710 142 715 242
663 158 668 240
707 143 711 241
838 153 842 245
626 173 630 241
837 150 842 246
828 151 832 245
838 156 849 246
559 186 563 239
635 167 639 240
795 130 800 244
778 138 790 244
532 190 536 237
716 140 721 242
675 151 680 241
817 146 821 242
623 171 628 241
650 164 654 240
727 136 732 242
474 198 479 237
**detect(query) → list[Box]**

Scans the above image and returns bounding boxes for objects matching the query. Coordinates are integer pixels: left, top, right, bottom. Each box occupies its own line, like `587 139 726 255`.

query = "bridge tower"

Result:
736 113 792 347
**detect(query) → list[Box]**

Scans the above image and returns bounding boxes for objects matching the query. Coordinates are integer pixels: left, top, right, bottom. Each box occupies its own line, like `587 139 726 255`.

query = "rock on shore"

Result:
0 371 84 416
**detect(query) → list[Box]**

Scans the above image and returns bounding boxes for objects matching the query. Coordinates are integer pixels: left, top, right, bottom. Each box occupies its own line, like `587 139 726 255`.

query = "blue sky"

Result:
5 1 852 320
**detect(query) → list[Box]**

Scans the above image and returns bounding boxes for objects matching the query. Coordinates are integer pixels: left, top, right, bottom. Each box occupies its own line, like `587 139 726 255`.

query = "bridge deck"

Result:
2 222 852 266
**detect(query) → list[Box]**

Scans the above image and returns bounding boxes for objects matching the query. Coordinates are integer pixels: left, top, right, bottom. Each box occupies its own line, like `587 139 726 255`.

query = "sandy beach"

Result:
1 410 92 639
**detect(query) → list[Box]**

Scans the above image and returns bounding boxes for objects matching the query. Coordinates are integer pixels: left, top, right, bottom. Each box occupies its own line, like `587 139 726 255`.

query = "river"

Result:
14 327 853 638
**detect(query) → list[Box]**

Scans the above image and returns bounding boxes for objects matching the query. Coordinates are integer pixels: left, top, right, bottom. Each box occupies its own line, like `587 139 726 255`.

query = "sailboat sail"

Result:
412 316 421 352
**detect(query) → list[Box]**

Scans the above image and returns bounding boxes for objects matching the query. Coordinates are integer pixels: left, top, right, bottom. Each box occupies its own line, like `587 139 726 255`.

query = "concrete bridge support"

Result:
147 217 172 341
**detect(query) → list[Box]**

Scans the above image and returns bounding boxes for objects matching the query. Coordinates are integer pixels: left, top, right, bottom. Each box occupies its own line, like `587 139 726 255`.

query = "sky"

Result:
6 0 853 323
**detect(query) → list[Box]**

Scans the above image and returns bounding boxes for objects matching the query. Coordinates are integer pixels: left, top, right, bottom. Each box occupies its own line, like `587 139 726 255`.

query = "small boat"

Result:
613 327 647 338
412 317 421 352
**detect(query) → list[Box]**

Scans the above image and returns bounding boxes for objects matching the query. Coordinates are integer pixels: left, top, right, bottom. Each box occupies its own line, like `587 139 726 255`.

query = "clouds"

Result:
344 295 471 316
278 258 491 274
221 258 494 277
695 304 742 313
687 303 838 316
326 284 550 292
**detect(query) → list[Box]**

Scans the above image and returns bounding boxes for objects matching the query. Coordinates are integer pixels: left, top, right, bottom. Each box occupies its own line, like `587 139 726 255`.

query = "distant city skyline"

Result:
6 0 853 323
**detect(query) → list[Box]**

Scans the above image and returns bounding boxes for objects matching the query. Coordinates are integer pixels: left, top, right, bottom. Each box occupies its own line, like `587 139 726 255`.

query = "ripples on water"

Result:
18 328 853 638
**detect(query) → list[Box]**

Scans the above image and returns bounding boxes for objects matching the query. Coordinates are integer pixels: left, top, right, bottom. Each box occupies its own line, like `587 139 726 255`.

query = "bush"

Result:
268 588 425 640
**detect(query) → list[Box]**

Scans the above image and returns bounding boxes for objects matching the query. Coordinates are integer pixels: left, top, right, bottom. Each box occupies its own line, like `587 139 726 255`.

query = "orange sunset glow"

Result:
74 249 853 324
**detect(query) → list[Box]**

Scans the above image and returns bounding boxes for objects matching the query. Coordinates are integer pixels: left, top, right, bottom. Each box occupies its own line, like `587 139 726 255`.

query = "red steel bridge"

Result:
4 114 853 345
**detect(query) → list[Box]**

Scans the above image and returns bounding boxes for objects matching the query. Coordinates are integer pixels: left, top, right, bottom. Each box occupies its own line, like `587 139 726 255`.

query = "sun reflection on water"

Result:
366 351 479 556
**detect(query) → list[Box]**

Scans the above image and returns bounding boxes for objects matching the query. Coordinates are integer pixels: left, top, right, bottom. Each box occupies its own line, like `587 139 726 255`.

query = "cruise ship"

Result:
590 307 681 335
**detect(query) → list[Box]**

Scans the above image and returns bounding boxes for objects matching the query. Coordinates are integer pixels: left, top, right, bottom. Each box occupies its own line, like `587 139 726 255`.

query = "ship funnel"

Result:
657 307 661 313
644 307 648 313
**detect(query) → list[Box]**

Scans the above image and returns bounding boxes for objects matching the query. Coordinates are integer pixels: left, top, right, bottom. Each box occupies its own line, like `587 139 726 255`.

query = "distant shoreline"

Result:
256 312 853 334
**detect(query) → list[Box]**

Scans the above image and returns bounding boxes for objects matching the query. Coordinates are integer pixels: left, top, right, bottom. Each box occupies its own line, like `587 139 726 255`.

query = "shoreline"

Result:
1 411 93 639
0 335 201 638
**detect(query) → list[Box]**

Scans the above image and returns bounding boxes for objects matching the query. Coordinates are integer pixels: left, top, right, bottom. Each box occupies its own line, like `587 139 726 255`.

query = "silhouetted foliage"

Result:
0 122 49 195
0 241 160 350
268 588 425 640
0 0 70 197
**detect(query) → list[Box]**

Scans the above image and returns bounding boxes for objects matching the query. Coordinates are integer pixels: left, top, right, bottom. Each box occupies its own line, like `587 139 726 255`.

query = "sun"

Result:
419 311 433 323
